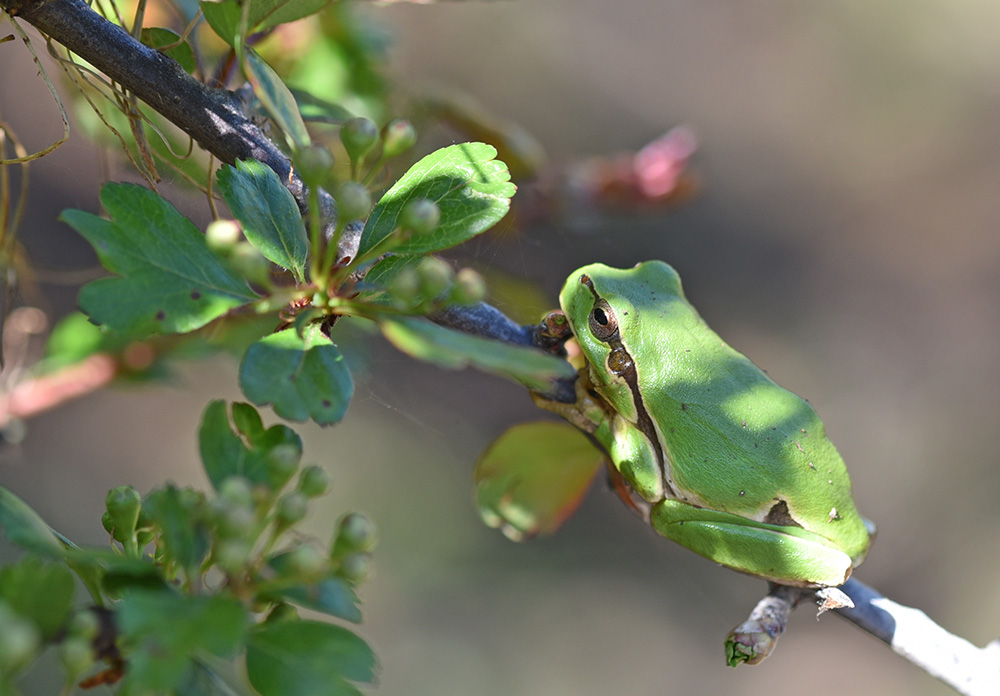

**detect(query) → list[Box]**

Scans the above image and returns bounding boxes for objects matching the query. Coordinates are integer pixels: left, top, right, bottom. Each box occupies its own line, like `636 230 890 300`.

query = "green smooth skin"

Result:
559 260 873 587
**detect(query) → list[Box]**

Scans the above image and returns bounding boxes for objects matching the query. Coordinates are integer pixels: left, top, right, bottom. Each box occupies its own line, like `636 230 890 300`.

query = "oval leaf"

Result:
247 620 375 696
217 159 309 282
476 422 605 540
61 183 256 338
379 316 575 392
239 325 354 425
359 142 515 258
243 49 311 151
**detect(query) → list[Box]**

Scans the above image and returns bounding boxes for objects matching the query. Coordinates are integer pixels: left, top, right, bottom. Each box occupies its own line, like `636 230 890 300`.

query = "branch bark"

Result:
3 0 348 254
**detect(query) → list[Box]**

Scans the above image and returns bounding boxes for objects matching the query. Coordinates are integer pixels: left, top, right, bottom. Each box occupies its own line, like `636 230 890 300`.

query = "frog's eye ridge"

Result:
589 299 619 341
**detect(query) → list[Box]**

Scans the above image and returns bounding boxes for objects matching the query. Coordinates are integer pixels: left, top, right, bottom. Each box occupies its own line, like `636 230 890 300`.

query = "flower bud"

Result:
294 145 335 189
297 465 331 498
400 198 440 237
337 552 370 584
276 491 308 526
105 486 141 543
335 182 373 222
0 604 40 674
59 636 94 681
381 119 417 159
266 443 301 491
340 117 379 164
281 546 328 583
205 220 241 251
214 538 253 575
332 512 377 557
450 267 487 305
416 256 453 300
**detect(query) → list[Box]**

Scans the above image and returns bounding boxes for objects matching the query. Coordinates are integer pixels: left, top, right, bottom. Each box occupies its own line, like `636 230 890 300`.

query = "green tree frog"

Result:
539 260 874 587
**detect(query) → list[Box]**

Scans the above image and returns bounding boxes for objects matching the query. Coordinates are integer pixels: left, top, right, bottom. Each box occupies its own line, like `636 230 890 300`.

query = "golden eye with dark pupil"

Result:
588 299 619 341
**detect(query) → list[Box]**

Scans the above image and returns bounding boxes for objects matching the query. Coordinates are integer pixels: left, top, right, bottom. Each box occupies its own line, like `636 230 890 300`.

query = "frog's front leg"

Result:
649 500 854 588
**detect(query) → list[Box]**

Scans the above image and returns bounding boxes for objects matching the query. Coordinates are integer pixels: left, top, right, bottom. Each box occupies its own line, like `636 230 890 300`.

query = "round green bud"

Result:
0 604 40 674
219 476 255 508
67 609 100 642
297 465 331 498
337 552 370 584
105 485 141 541
381 119 417 159
213 538 253 575
340 117 379 163
205 220 242 251
450 267 487 305
335 182 373 222
387 267 420 308
59 636 94 680
276 491 308 526
295 144 335 189
215 504 256 539
230 241 271 287
282 545 329 583
400 198 440 237
266 444 302 491
334 512 377 554
417 256 453 300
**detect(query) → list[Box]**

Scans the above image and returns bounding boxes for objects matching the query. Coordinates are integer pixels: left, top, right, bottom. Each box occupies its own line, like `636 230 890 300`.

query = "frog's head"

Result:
559 261 685 421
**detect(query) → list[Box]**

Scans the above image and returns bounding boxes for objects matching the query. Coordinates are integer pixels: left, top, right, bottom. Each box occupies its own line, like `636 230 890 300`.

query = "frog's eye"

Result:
588 299 619 342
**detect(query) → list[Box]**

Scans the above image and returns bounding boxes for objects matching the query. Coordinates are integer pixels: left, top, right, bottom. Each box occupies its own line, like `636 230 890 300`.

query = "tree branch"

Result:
2 0 351 256
728 578 1000 695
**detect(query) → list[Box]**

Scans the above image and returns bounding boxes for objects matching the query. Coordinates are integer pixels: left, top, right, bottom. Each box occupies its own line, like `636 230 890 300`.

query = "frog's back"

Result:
619 262 871 560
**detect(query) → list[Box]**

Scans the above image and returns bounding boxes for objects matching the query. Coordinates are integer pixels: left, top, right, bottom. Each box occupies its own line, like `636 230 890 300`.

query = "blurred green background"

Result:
2 1 1000 694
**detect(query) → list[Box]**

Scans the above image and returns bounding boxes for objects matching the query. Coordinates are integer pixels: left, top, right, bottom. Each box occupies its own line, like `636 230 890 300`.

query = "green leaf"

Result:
247 620 375 696
217 160 309 282
239 325 354 425
0 558 75 639
359 143 515 258
62 183 256 338
201 0 332 45
243 49 311 150
118 591 249 694
140 28 196 74
476 422 605 540
142 486 211 573
199 400 303 491
199 0 241 44
0 486 64 557
378 316 576 392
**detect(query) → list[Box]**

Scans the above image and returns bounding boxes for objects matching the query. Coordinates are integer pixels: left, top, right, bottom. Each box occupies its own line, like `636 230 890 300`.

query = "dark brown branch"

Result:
3 0 347 252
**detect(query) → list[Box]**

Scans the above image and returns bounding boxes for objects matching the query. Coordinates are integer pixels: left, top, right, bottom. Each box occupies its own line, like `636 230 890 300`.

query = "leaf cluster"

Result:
0 402 375 695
